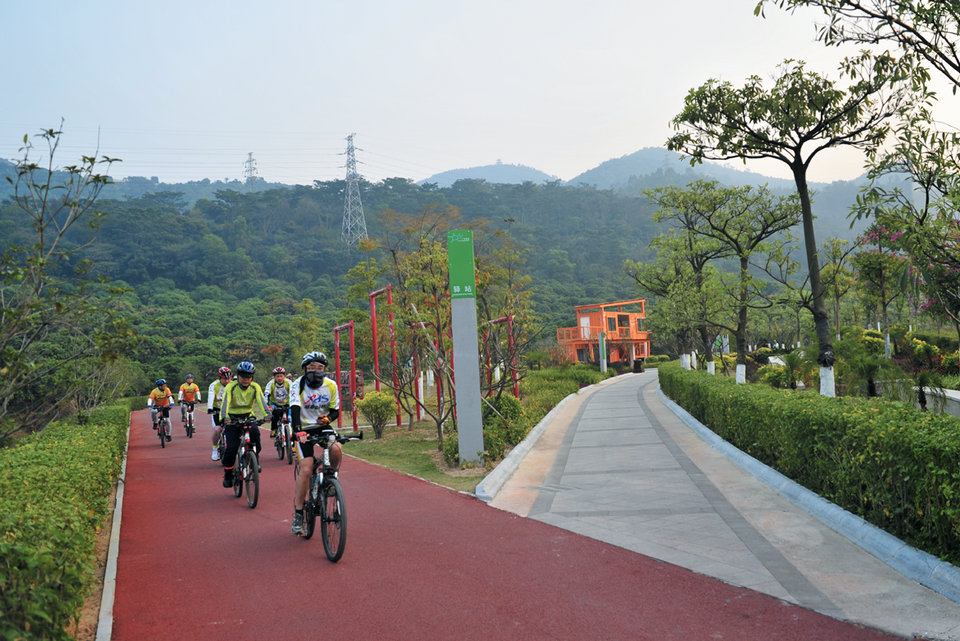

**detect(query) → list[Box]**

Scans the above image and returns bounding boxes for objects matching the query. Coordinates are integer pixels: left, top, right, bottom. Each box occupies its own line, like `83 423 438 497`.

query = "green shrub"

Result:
356 391 397 439
0 404 129 640
444 364 615 467
756 364 790 388
752 347 773 365
861 335 886 354
481 394 526 461
659 361 960 563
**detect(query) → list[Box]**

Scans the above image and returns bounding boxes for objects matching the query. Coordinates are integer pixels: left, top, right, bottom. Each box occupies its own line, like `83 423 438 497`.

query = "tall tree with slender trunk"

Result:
667 53 920 395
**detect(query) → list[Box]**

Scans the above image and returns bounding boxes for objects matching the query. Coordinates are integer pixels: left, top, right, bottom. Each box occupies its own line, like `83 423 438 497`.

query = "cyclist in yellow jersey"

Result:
263 366 292 438
290 351 340 536
178 374 201 425
207 366 231 461
218 361 268 488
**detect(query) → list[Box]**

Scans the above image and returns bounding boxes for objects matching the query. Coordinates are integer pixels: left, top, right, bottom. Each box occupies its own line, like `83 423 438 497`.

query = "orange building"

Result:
557 299 651 365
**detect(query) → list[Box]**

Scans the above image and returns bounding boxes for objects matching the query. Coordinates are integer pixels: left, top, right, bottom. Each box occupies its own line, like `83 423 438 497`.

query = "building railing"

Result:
557 325 649 342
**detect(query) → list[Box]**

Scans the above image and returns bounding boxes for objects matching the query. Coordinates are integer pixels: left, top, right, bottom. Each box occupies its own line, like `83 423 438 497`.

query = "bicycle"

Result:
299 428 363 562
228 417 265 509
153 407 172 448
273 406 293 465
182 401 196 438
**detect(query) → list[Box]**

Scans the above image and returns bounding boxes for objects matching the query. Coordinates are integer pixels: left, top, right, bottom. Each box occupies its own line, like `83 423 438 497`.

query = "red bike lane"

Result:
111 409 898 641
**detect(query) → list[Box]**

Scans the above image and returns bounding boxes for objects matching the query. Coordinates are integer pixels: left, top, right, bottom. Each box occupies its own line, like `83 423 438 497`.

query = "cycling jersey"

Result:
290 374 339 426
263 378 292 407
148 387 175 408
179 382 201 403
208 380 228 412
219 380 268 422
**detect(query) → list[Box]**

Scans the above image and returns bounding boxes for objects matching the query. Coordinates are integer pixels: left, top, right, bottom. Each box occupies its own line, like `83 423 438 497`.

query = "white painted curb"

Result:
96 418 131 641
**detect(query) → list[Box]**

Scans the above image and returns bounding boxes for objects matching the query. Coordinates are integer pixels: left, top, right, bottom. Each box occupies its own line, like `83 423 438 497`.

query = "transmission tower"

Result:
341 134 368 248
243 152 259 183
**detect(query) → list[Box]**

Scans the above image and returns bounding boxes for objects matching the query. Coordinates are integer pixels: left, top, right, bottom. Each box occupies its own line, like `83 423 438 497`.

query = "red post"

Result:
370 285 401 426
333 321 359 432
369 293 380 392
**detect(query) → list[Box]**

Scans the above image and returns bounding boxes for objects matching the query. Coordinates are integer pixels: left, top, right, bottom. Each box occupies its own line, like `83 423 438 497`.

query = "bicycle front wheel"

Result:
284 425 294 465
275 433 285 460
320 478 347 562
159 424 166 448
233 461 243 498
244 451 259 508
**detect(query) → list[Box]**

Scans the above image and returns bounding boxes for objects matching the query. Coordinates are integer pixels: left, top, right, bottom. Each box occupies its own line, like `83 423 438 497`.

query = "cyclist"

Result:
263 366 292 438
207 366 231 461
218 361 269 488
147 379 176 442
290 351 340 536
178 374 202 426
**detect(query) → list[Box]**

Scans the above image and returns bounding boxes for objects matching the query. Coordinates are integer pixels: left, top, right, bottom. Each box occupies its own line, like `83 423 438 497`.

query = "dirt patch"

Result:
66 484 117 641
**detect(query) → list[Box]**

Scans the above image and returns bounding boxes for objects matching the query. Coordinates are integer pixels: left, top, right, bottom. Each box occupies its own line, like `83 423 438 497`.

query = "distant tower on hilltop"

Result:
243 152 259 183
341 134 368 248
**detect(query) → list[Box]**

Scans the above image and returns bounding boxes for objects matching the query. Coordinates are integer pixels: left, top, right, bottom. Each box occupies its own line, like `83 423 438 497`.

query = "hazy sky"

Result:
2 1 957 185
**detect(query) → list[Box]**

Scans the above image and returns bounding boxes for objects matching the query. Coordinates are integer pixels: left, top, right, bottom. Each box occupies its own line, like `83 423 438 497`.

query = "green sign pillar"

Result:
598 330 607 373
447 230 484 465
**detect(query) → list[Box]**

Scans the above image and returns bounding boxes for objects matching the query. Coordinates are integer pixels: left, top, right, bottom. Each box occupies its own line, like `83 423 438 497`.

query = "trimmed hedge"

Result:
0 404 129 641
659 361 960 564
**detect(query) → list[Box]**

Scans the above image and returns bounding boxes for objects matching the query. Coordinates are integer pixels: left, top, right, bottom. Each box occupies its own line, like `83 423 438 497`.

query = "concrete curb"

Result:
96 418 131 641
475 375 624 502
657 387 960 605
475 393 575 502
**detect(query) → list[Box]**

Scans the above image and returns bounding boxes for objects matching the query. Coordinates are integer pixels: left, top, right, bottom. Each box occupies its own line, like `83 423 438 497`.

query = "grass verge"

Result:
344 423 485 494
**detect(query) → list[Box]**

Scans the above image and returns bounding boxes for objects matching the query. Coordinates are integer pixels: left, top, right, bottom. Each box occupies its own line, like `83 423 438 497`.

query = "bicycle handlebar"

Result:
225 417 267 428
302 428 364 446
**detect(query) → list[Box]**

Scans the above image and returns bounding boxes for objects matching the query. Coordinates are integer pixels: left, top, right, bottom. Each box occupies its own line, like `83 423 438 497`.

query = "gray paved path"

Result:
487 371 960 641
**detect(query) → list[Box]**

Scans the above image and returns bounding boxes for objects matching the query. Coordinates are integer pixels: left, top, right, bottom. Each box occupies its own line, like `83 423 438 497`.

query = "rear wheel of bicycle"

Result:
244 451 259 508
320 478 347 562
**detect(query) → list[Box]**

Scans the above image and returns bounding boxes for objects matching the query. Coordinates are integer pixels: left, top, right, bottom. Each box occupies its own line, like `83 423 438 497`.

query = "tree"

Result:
1 125 137 439
851 225 908 356
629 182 732 369
756 0 960 89
667 53 919 395
647 181 802 383
853 112 960 349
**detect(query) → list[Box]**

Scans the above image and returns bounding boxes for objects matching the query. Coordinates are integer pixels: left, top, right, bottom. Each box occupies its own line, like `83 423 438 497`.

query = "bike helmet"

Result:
273 366 286 375
218 366 231 378
301 351 328 368
185 373 194 380
236 361 255 376
156 378 166 387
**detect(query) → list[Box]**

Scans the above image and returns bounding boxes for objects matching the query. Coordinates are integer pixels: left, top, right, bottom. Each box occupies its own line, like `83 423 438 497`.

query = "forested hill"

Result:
1 164 878 389
0 178 658 368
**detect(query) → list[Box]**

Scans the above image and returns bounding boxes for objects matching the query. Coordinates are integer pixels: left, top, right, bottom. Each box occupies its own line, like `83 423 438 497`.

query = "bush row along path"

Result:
107 406 902 641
